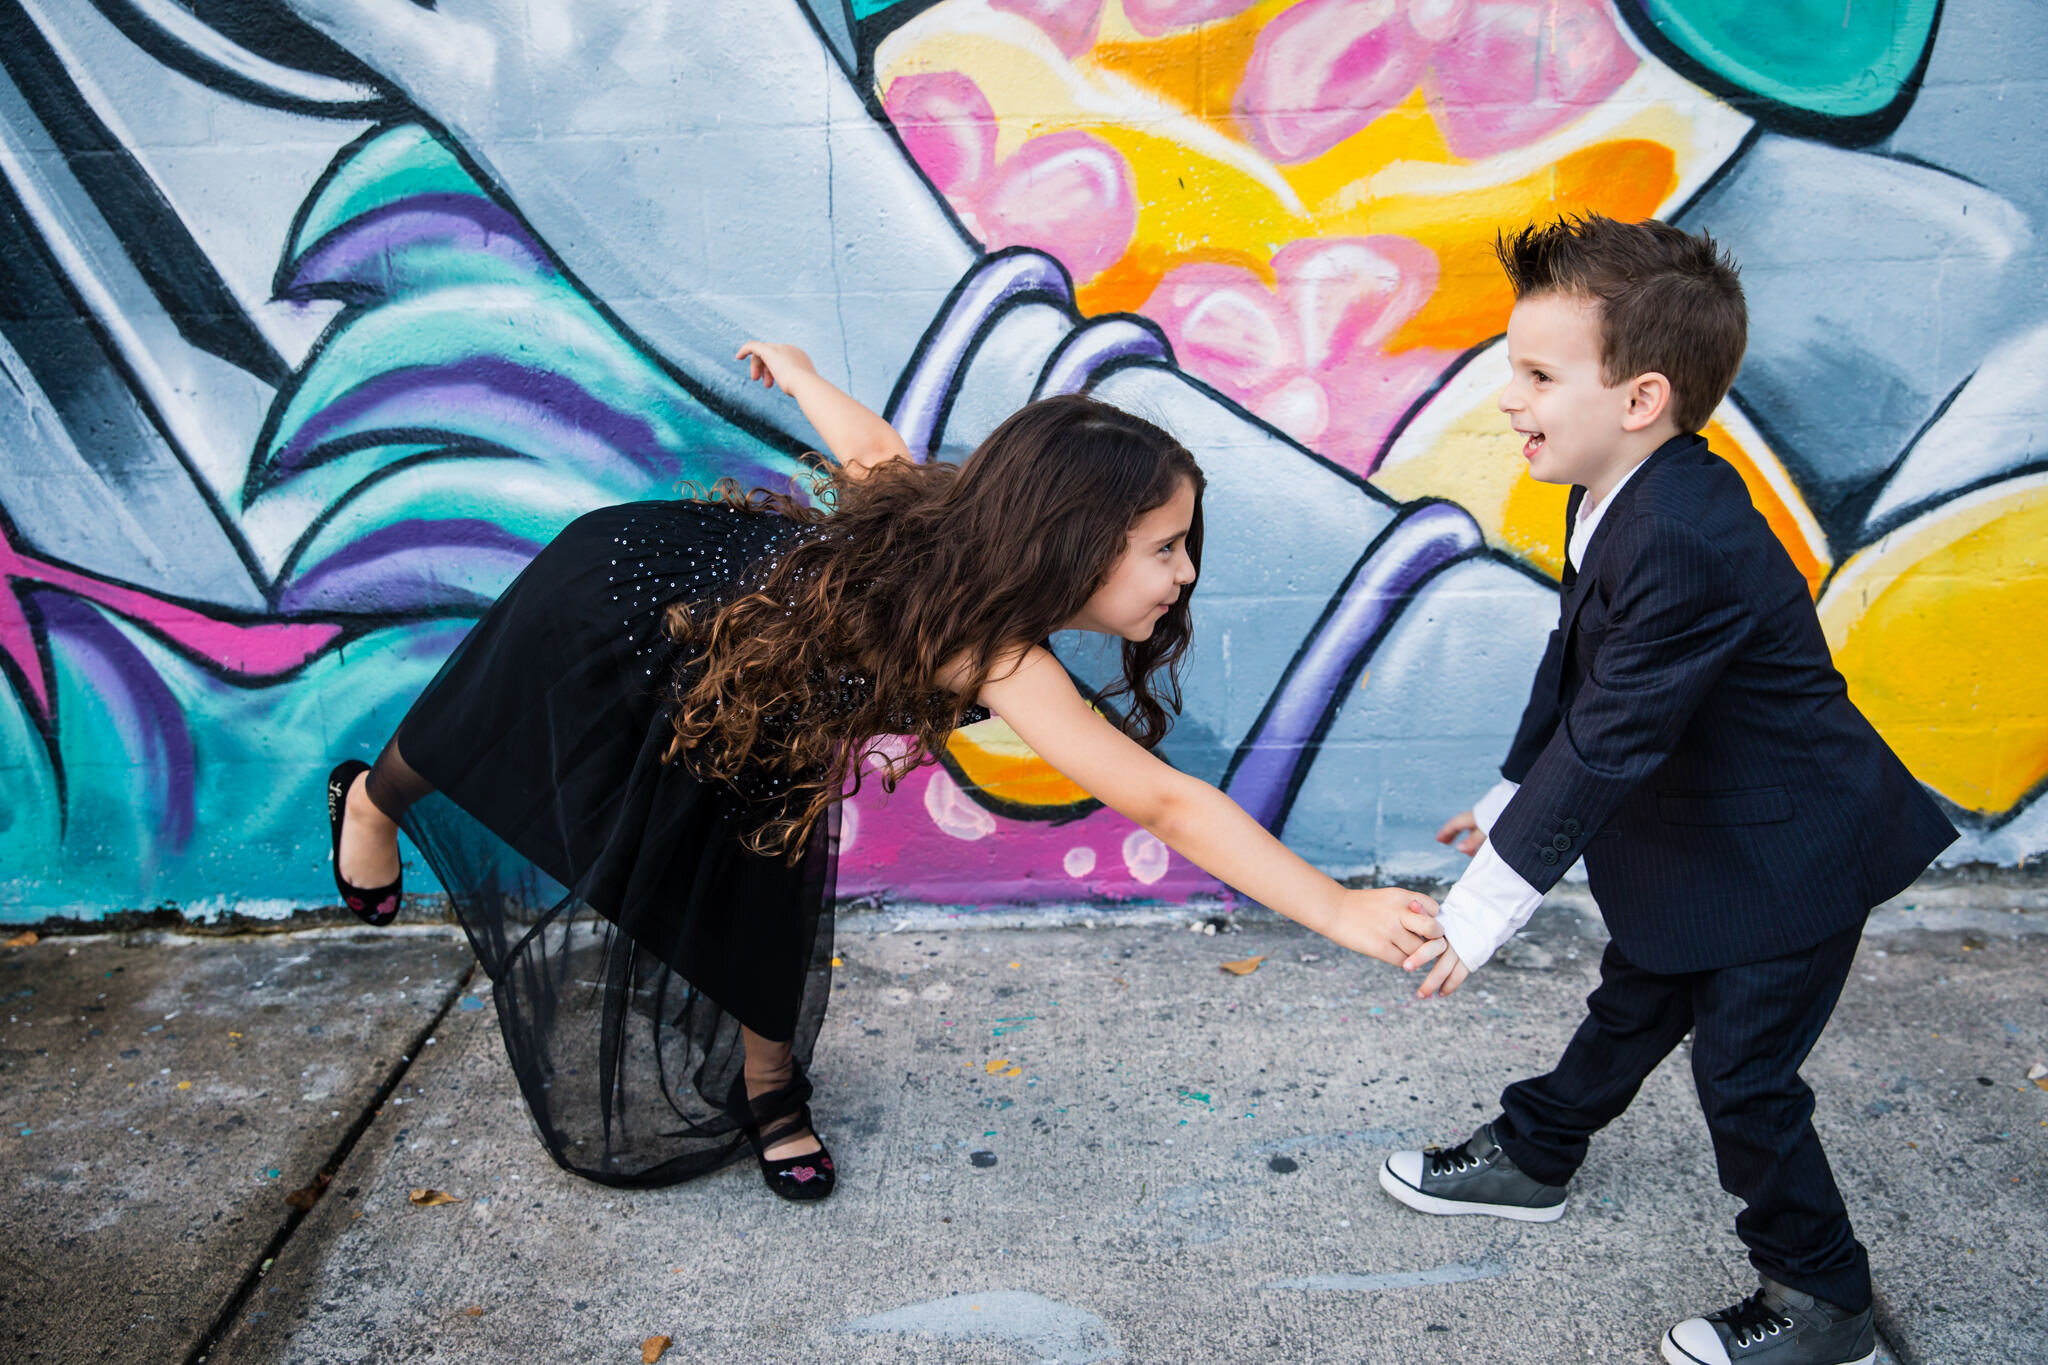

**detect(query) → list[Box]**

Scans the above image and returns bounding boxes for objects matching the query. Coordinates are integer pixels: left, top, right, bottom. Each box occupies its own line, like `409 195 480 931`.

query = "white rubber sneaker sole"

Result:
1660 1327 1874 1365
1376 1156 1567 1223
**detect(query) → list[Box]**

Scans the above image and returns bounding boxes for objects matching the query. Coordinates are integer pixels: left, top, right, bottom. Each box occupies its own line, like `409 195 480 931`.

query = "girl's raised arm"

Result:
976 647 1441 966
736 341 911 480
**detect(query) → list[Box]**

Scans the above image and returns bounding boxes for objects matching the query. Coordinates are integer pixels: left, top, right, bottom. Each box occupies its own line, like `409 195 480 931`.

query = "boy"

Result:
1378 216 1956 1365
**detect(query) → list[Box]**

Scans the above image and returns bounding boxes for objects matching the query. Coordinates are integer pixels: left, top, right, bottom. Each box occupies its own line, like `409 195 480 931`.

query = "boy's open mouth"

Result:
1518 429 1545 459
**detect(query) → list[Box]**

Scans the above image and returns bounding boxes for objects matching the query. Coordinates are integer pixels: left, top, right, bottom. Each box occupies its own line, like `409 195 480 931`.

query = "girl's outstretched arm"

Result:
976 647 1442 966
736 341 911 480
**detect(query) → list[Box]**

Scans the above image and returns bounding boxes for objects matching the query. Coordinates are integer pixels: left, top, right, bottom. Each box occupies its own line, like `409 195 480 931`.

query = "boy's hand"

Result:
1404 937 1471 998
1321 888 1442 967
736 340 818 393
1436 809 1486 856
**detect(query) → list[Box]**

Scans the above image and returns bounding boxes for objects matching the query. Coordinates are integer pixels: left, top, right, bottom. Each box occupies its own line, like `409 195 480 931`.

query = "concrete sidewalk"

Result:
3 896 2043 1364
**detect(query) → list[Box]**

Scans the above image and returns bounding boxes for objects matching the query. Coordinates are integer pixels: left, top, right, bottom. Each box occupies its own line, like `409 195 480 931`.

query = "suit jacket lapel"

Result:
1555 433 1705 666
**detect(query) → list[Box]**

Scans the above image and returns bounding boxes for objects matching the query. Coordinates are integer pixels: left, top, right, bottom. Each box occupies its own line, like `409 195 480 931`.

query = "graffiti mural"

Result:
1 0 2040 922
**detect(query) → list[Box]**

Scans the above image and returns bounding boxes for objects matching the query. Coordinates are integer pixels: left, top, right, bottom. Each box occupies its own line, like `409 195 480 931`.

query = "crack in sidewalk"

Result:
185 957 478 1364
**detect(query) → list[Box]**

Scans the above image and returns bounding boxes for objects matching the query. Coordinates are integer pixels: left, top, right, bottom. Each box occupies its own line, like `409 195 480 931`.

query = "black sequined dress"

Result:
391 498 931 1188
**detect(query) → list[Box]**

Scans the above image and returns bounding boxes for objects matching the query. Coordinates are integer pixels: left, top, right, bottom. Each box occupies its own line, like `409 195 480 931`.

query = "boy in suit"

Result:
1377 216 1957 1365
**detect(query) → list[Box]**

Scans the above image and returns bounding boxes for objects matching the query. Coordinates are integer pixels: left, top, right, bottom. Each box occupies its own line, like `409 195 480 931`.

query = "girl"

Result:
326 341 1441 1197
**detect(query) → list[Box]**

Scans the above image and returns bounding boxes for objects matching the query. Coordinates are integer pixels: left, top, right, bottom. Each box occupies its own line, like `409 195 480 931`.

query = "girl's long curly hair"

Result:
664 394 1205 859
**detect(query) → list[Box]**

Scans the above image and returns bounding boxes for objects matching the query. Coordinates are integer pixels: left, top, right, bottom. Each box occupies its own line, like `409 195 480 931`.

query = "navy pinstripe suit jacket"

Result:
1490 433 1958 973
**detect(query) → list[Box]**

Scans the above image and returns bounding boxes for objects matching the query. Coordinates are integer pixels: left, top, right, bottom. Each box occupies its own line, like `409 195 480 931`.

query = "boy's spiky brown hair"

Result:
1497 215 1747 433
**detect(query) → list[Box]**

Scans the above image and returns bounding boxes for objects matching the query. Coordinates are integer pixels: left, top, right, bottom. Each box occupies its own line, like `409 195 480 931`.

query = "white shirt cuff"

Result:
1435 838 1543 972
1471 778 1519 836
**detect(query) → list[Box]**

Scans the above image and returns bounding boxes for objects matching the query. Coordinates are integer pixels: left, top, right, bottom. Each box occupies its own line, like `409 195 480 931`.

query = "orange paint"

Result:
944 733 1094 811
1378 141 1680 352
1704 417 1828 600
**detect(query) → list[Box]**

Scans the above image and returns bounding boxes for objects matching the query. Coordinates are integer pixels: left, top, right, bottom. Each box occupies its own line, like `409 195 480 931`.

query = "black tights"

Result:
362 732 435 822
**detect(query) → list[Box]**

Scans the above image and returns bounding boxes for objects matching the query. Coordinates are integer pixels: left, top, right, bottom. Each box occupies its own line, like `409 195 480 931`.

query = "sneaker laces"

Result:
1711 1290 1797 1348
1423 1142 1486 1177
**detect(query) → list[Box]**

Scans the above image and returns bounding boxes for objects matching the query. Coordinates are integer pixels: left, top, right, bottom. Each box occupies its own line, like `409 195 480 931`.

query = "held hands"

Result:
1435 808 1486 856
736 340 818 393
1404 936 1470 998
1319 888 1443 967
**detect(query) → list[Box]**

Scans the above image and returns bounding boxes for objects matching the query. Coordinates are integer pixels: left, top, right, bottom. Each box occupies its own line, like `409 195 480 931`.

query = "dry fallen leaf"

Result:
1220 956 1266 976
3 931 37 948
465 1306 484 1318
408 1188 462 1207
641 1335 674 1363
285 1174 329 1211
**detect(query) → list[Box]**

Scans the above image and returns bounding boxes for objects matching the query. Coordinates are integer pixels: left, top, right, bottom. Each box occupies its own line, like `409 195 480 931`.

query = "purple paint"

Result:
278 518 544 614
1035 316 1172 397
36 591 196 858
890 250 1073 458
264 356 669 485
1224 502 1482 829
282 194 552 299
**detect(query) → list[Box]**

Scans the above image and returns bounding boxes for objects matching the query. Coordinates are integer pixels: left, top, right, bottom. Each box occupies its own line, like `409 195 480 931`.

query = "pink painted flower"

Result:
971 129 1139 284
1123 0 1262 36
990 0 1106 56
883 72 998 196
1426 0 1637 159
1237 0 1431 163
1142 236 1447 472
887 73 1137 285
1234 0 1632 164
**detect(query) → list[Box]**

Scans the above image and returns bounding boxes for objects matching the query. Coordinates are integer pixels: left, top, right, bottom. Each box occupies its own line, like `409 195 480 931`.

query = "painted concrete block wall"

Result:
2 0 2041 922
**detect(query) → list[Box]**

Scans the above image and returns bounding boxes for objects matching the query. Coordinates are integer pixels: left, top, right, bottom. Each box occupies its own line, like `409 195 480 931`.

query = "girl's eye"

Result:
1532 371 1551 383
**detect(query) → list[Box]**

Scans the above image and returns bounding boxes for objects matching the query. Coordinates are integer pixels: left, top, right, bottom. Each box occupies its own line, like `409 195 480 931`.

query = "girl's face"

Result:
1065 478 1199 641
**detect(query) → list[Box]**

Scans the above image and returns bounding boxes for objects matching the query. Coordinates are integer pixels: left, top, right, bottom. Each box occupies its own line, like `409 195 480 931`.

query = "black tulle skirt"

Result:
392 500 833 1187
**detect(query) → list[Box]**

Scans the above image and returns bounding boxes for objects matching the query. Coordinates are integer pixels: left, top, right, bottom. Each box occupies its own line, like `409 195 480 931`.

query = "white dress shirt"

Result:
1436 457 1650 971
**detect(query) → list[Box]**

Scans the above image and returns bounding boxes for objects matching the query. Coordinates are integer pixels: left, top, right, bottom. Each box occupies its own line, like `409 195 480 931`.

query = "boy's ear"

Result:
1620 371 1673 432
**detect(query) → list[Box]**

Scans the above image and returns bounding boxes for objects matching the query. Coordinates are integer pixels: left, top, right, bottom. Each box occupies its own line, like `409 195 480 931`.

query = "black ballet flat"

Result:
327 760 402 927
728 1073 836 1203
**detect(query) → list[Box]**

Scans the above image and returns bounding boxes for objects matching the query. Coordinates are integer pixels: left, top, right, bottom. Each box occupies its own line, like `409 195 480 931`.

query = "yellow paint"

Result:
985 1057 1009 1073
1819 474 2048 813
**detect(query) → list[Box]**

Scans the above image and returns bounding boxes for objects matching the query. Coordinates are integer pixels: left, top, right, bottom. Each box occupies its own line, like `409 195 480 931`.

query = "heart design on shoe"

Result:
786 1166 818 1183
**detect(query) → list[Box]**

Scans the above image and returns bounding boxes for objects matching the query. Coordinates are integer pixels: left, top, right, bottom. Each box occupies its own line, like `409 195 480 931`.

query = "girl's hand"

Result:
737 340 818 393
1319 888 1442 967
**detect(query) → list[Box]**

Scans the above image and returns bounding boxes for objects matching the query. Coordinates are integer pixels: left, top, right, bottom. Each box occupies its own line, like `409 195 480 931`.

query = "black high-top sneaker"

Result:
1663 1277 1877 1365
1377 1121 1568 1222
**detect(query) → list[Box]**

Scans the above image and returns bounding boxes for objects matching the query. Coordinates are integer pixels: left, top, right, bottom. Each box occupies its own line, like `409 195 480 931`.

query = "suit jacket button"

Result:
1551 833 1573 851
1539 848 1560 866
1561 818 1582 837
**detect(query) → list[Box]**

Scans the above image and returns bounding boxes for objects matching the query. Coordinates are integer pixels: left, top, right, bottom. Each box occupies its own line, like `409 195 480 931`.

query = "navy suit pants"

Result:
1493 925 1870 1311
